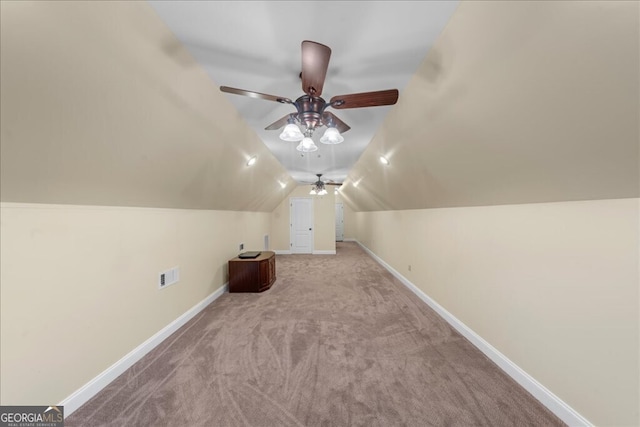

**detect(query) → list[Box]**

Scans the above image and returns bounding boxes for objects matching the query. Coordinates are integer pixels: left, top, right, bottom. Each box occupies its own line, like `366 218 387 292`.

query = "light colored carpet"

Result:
66 242 564 426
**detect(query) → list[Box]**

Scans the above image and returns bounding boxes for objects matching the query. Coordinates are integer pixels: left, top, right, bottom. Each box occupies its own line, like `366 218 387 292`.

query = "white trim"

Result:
276 250 336 255
355 240 592 427
59 283 229 415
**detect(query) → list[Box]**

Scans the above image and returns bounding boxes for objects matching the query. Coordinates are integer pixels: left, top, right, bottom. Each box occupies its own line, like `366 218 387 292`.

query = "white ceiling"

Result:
147 1 460 184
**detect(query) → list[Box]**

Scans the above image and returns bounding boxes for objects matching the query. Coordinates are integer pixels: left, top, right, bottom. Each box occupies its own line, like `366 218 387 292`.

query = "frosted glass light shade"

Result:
280 123 304 141
319 127 344 144
296 137 318 152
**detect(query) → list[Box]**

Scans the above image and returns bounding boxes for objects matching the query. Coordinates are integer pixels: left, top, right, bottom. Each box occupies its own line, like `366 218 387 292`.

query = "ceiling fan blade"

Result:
322 112 351 134
301 41 331 97
220 86 292 104
265 114 293 131
330 89 399 109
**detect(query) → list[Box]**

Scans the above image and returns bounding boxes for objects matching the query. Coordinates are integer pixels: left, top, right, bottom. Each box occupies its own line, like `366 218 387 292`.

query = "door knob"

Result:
309 228 312 230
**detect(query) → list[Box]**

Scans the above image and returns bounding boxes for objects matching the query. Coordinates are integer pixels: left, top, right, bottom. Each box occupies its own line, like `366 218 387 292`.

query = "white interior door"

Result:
335 203 344 242
290 197 313 254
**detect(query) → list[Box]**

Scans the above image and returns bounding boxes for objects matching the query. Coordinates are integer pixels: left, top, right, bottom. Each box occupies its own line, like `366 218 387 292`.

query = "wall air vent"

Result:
159 267 180 289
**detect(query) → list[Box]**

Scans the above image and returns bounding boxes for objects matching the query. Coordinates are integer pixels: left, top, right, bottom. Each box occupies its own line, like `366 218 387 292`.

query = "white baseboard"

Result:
355 241 591 427
275 250 336 255
59 283 229 416
312 250 336 255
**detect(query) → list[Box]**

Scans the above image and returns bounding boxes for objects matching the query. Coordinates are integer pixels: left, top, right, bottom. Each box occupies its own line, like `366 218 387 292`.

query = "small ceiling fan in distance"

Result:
220 40 399 153
303 174 341 195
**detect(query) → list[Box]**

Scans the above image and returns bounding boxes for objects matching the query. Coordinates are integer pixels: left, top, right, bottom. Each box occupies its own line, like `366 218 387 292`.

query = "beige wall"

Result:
0 1 295 211
354 198 639 427
271 186 336 253
342 1 638 212
0 202 270 406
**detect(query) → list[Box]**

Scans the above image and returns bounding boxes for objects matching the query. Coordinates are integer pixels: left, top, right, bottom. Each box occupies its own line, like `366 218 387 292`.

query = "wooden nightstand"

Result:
228 251 276 293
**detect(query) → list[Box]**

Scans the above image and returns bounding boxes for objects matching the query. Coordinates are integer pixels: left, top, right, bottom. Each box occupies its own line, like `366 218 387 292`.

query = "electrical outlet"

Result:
239 242 244 251
408 265 412 272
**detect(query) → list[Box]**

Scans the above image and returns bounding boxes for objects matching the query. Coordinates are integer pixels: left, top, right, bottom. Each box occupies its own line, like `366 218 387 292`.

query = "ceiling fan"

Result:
220 40 399 152
304 174 341 195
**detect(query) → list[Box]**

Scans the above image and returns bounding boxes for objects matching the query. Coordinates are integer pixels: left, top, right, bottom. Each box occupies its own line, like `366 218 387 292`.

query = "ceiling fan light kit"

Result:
296 137 318 153
220 39 398 158
310 187 328 196
279 123 305 142
319 127 344 144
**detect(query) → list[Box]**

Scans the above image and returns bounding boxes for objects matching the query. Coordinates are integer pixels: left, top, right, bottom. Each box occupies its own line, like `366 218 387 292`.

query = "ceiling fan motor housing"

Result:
294 95 327 131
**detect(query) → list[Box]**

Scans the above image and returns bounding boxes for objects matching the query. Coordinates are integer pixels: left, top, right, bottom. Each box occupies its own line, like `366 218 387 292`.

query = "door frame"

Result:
289 197 314 254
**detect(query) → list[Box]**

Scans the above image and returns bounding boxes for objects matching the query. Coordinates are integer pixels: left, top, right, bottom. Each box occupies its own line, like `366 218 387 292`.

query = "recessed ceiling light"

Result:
379 156 389 165
246 156 257 166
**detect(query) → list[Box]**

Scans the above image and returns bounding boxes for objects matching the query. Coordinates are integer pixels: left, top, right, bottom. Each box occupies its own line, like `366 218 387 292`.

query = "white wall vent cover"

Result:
159 267 180 289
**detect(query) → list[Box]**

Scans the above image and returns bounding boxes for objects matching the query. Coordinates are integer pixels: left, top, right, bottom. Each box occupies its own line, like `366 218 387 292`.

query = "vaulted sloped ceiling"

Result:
146 1 460 186
1 2 638 213
341 1 639 211
0 1 295 212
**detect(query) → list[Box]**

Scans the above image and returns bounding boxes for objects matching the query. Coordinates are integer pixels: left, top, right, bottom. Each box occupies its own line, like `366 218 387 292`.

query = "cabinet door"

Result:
259 259 269 288
269 256 275 283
